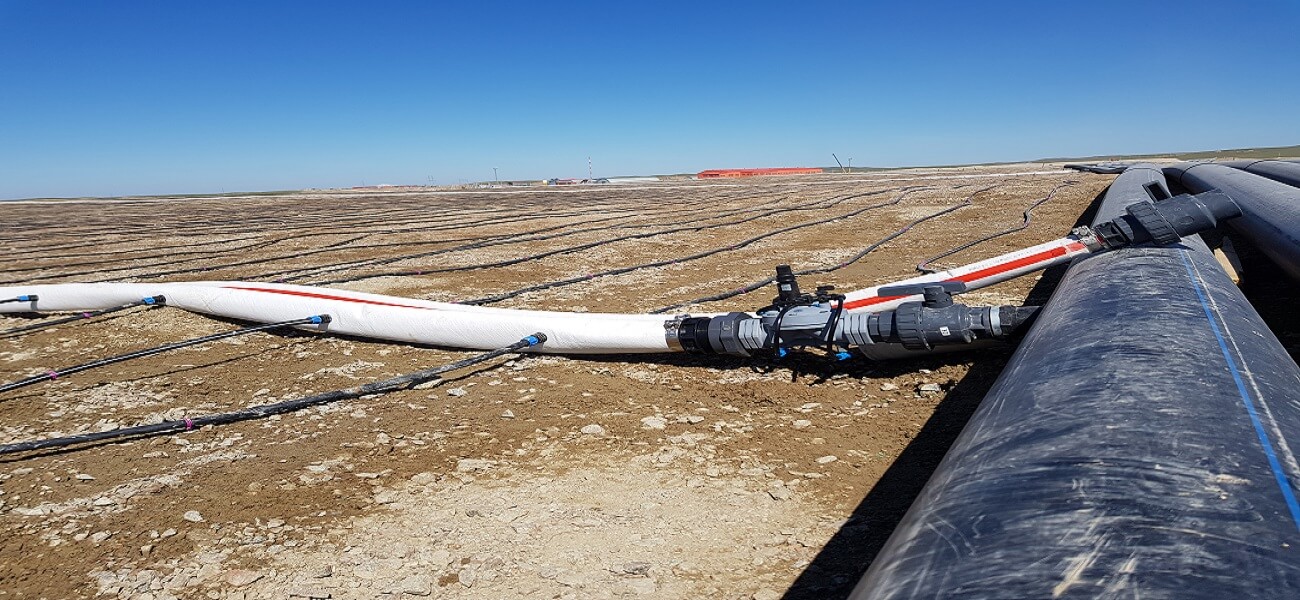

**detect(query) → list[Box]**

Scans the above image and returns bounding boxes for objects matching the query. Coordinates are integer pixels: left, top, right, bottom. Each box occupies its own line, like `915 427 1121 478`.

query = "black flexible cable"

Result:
915 181 1076 273
0 314 330 395
0 296 35 305
0 296 164 339
649 186 994 314
0 332 546 456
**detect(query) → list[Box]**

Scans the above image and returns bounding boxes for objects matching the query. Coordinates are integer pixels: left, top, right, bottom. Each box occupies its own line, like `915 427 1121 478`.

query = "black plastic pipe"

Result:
1220 159 1300 190
850 165 1300 599
1165 162 1300 281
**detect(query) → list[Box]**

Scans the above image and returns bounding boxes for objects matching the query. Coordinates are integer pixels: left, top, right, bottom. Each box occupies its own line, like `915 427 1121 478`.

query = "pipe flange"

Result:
1126 201 1180 246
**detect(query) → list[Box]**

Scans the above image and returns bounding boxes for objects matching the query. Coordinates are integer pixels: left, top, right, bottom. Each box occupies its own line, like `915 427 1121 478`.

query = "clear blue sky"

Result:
2 1 1298 199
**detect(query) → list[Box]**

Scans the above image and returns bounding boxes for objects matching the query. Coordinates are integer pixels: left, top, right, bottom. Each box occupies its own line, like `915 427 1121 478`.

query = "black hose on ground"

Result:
309 190 877 286
0 314 330 395
915 181 1075 273
265 206 686 283
650 186 990 313
13 206 618 284
0 296 165 340
270 193 781 283
462 189 915 306
0 333 546 456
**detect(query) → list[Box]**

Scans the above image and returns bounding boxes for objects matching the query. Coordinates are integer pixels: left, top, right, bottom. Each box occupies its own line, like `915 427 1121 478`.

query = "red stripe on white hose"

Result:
843 294 907 310
221 286 435 311
951 241 1086 285
842 241 1088 311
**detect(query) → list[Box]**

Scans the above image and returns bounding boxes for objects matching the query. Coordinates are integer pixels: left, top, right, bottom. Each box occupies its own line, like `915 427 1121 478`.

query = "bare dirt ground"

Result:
0 165 1112 600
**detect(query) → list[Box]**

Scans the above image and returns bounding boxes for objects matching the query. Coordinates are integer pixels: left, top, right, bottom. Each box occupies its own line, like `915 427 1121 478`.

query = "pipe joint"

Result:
522 332 547 347
1094 190 1242 249
868 303 1037 351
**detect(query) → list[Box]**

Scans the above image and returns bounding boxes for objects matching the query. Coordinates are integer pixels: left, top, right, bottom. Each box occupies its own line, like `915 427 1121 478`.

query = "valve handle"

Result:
877 281 967 308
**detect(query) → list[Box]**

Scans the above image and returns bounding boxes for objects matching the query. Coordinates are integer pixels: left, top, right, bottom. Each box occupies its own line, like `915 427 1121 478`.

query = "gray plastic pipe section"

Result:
849 164 1300 599
1165 162 1300 281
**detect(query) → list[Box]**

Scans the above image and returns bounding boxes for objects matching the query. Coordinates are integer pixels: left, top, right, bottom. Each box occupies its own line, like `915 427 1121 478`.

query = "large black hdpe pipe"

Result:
849 164 1300 599
1165 162 1300 281
1220 159 1300 190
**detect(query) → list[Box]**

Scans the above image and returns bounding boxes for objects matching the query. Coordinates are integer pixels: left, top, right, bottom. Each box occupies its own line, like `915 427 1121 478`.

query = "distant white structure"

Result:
605 177 660 184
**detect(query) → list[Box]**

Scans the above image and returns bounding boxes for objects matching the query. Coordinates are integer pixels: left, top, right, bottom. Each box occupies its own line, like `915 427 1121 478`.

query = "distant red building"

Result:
697 167 824 179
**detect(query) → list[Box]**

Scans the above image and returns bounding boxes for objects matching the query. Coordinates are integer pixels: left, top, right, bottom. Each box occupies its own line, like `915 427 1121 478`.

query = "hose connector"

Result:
141 295 166 306
308 314 332 325
523 332 547 347
1094 190 1241 249
17 295 37 303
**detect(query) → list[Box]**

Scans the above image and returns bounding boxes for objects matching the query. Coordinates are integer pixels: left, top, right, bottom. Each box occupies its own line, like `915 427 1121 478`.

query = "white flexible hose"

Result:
0 282 683 353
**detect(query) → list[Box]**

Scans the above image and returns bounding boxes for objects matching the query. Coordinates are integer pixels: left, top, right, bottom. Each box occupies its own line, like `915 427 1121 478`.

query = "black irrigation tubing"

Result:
1 221 374 261
915 180 1076 274
4 203 556 272
251 196 752 283
1 189 744 258
649 185 994 314
310 190 883 286
0 297 166 340
2 235 294 275
297 190 862 285
1 201 559 257
462 188 923 306
3 234 373 285
2 233 268 262
249 231 531 282
4 233 257 259
75 206 652 284
0 332 546 456
7 234 354 284
4 194 735 281
0 296 32 305
7 201 479 239
265 193 800 284
0 315 330 395
20 188 757 244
